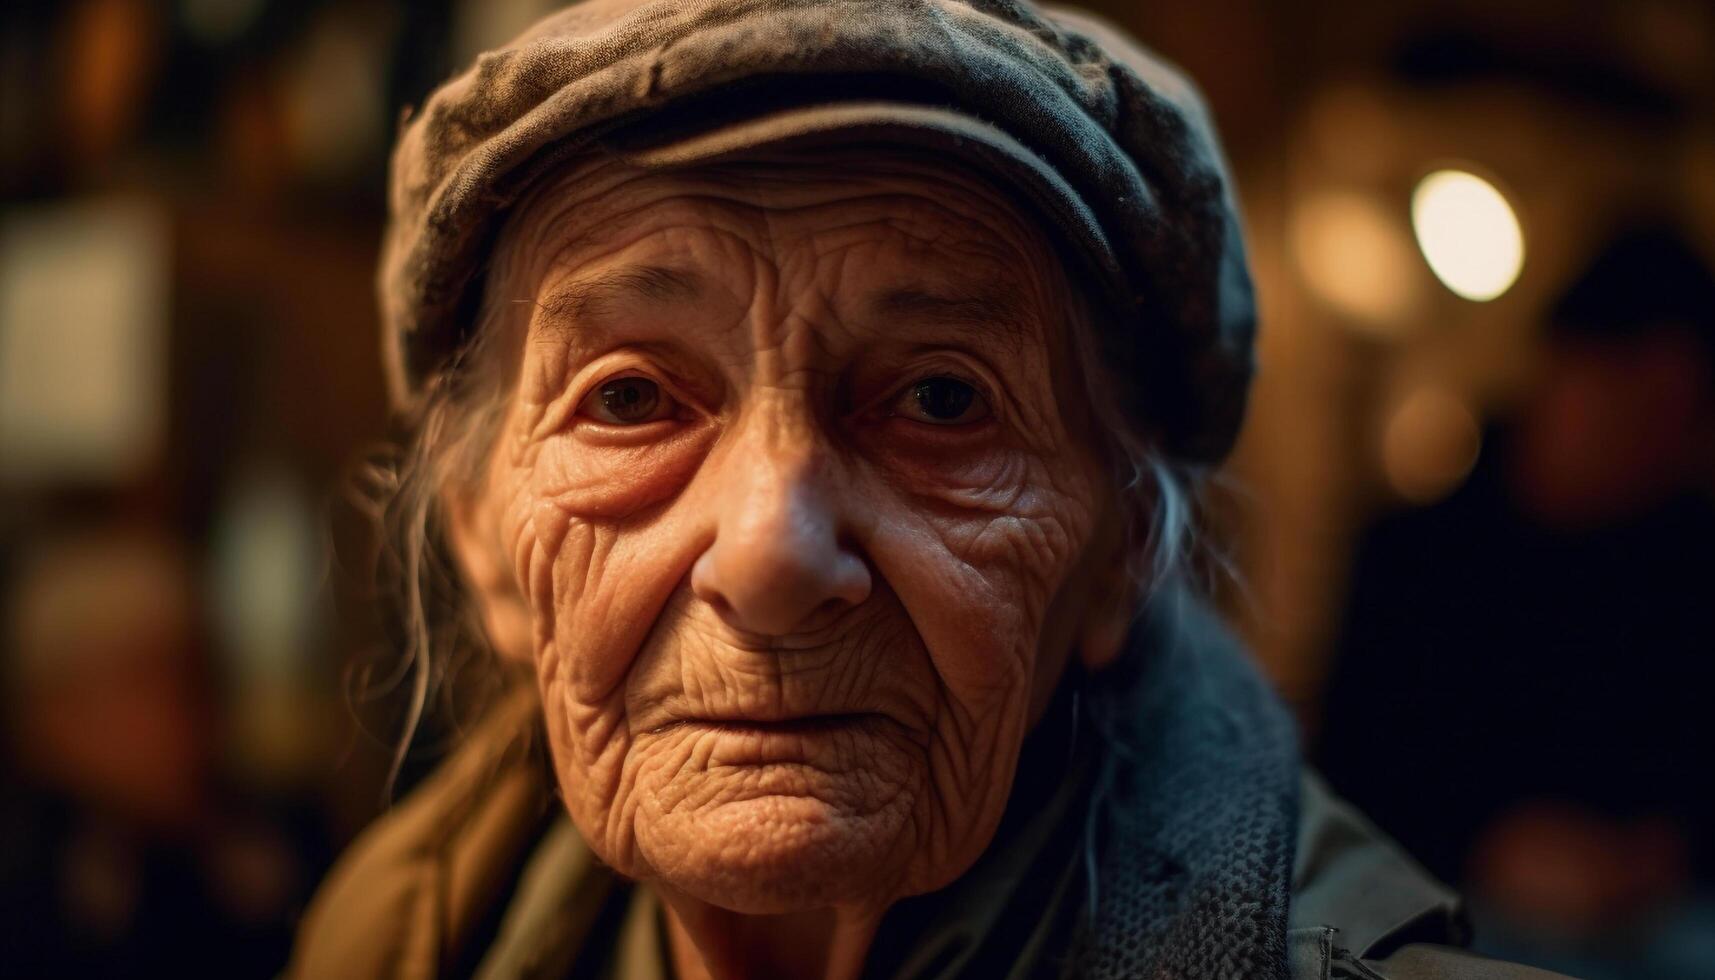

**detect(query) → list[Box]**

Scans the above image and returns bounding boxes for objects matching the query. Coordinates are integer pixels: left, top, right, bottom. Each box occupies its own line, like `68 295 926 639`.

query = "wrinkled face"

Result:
450 143 1123 916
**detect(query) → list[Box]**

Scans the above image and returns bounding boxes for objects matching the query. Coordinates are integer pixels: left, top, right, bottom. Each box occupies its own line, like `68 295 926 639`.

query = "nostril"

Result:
690 499 873 636
829 550 873 603
691 550 872 637
702 592 735 621
689 550 728 608
809 593 850 624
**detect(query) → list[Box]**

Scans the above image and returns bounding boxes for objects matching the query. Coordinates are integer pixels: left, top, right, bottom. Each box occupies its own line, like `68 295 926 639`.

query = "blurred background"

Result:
0 0 1710 976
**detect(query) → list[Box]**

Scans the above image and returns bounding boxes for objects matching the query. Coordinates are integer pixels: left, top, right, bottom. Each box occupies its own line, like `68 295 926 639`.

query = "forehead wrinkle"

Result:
535 263 706 327
505 160 1068 365
769 204 1055 354
512 185 774 293
795 231 1047 358
515 218 763 361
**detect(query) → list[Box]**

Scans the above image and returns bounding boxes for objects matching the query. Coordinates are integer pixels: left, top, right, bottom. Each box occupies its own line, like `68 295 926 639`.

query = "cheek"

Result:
500 421 716 643
859 436 1101 701
492 424 717 858
845 444 1101 894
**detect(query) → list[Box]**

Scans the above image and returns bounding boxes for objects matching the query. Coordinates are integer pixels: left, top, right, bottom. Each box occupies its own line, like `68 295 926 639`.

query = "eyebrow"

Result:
534 264 706 326
866 283 1038 348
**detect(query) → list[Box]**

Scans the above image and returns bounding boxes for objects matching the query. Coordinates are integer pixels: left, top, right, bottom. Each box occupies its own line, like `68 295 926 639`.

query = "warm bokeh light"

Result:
1411 169 1525 301
1381 384 1482 504
1291 189 1423 334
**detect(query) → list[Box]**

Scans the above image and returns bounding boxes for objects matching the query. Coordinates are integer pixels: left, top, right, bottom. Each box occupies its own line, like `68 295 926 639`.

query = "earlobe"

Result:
443 481 535 664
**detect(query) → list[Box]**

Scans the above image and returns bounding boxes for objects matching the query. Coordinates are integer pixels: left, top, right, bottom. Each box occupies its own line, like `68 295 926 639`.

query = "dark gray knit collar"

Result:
1077 584 1301 980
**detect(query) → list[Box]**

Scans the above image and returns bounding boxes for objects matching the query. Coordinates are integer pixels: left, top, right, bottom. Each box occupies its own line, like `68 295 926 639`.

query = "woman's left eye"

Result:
892 376 991 425
580 376 678 425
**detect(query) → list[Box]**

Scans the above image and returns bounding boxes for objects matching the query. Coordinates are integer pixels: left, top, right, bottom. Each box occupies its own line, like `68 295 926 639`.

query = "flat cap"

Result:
381 0 1257 463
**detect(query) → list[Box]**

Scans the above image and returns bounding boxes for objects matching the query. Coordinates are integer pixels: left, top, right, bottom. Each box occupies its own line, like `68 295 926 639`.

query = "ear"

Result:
1076 497 1139 672
442 474 535 664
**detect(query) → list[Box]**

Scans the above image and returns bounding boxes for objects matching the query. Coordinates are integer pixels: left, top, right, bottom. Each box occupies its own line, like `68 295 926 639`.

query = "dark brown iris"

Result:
912 377 977 422
599 377 660 423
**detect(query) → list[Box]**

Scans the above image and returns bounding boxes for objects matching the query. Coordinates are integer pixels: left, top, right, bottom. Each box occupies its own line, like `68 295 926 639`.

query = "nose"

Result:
690 428 871 637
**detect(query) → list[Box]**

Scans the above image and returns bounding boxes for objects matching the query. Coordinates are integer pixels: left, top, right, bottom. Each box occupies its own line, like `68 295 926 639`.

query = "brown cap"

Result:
381 0 1257 463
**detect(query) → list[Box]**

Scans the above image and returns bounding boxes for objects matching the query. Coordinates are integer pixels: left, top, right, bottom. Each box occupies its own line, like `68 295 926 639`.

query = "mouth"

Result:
645 712 896 768
647 712 884 737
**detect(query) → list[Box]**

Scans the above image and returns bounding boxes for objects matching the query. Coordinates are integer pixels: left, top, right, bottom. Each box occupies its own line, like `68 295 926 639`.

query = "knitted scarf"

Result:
1075 585 1301 980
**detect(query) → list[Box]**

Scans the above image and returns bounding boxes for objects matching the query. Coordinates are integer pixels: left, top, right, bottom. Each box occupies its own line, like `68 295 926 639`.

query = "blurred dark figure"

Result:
0 527 323 977
1318 221 1715 978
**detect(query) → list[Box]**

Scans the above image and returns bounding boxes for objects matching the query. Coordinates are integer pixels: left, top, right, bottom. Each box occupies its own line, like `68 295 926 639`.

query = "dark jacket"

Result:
1290 773 1569 978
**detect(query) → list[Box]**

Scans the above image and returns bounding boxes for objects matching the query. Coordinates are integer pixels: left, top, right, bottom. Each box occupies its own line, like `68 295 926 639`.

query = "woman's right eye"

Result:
580 376 677 425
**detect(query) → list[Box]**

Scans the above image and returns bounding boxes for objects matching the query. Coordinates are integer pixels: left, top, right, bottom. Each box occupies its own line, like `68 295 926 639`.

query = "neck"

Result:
660 891 884 980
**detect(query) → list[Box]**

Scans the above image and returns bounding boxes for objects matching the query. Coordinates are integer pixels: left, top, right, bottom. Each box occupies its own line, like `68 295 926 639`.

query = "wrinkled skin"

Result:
446 143 1132 979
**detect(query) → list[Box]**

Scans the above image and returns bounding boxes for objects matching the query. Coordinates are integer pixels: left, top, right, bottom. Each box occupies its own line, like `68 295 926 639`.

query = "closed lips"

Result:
651 713 887 736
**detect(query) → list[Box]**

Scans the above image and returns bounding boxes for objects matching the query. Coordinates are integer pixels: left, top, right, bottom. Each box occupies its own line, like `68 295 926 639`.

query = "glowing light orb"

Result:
1292 190 1422 333
1411 170 1525 302
1382 385 1481 504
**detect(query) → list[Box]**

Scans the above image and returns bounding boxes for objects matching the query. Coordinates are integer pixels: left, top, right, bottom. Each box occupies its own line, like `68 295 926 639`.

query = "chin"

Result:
639 792 916 914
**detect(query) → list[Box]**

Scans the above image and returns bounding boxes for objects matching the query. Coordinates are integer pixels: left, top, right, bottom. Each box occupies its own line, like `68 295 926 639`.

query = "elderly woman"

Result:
291 2 1557 978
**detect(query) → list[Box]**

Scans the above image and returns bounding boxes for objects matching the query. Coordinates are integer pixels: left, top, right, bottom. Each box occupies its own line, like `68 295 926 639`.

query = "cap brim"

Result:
594 101 1124 297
